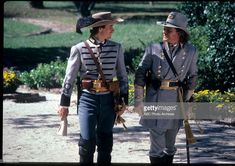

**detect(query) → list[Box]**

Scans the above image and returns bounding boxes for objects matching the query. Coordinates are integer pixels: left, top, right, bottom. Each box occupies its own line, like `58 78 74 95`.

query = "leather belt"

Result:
160 80 179 90
81 80 112 92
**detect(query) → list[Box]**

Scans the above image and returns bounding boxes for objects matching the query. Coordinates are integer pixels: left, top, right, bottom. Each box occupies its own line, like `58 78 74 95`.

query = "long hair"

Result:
89 25 105 37
176 28 189 44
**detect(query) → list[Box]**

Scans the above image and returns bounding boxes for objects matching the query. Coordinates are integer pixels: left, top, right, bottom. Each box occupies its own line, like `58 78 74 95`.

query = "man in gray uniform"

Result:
57 12 128 164
134 12 198 164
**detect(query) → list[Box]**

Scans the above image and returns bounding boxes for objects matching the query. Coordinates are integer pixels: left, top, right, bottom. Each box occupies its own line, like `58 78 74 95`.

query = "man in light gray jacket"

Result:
57 12 128 164
134 12 198 164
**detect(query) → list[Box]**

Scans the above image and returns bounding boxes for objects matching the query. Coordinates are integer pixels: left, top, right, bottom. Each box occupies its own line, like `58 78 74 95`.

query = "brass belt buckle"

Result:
161 80 170 88
93 80 102 88
160 80 177 90
93 80 102 92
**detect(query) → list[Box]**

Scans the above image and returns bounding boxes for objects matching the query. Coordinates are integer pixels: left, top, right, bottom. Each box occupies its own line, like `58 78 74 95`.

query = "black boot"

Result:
164 155 174 165
97 132 113 165
79 154 94 165
149 156 165 165
78 136 96 164
97 151 111 165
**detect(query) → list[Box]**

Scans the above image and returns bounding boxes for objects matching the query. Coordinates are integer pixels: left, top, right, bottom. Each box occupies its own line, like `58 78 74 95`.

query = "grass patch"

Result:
4 19 162 49
4 1 76 18
94 1 180 13
4 18 43 38
4 1 178 71
4 31 82 48
113 22 162 49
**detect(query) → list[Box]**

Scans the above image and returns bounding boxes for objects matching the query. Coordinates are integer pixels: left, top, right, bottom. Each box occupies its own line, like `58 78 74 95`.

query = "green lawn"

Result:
4 1 76 18
4 1 179 71
4 18 162 49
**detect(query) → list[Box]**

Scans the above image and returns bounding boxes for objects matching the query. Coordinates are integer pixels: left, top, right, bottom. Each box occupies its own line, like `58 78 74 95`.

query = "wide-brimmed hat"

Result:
76 12 123 33
156 12 189 34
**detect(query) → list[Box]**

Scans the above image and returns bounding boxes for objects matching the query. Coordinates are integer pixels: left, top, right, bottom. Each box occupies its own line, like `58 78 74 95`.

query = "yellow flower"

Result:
202 90 209 95
3 68 20 93
3 71 8 80
215 89 220 94
216 104 224 109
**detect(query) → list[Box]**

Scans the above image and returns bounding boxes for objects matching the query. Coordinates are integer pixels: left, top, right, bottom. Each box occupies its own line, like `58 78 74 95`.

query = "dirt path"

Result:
15 11 169 33
3 88 235 164
16 18 75 33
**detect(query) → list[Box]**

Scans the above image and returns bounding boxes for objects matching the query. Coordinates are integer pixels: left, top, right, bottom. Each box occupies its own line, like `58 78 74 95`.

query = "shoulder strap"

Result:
161 43 179 78
84 41 107 83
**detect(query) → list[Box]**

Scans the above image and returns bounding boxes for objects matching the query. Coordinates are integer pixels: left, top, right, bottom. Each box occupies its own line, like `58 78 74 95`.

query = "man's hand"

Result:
128 103 144 116
116 104 127 116
57 106 69 120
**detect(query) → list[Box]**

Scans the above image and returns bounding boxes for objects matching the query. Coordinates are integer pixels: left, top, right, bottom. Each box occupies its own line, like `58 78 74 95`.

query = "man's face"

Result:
99 24 114 40
162 27 179 44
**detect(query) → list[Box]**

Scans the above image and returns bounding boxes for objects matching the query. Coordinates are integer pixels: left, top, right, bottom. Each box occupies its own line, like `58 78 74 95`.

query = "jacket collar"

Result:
89 36 106 47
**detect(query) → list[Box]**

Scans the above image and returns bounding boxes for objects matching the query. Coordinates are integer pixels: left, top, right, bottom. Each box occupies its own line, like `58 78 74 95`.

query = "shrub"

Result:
20 60 67 89
178 1 208 27
3 68 21 93
203 2 235 91
189 26 209 90
179 1 235 91
128 84 135 106
127 73 135 106
124 48 145 72
193 90 235 102
189 26 209 56
193 90 235 115
19 72 36 89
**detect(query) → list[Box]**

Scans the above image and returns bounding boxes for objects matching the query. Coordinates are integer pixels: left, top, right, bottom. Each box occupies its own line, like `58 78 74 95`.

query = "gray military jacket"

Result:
60 38 128 106
135 42 198 130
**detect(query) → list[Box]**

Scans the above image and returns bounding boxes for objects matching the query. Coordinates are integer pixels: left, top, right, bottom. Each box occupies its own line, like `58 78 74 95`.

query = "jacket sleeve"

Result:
116 44 129 105
134 45 153 87
184 47 198 101
134 45 153 106
60 45 81 106
186 47 198 90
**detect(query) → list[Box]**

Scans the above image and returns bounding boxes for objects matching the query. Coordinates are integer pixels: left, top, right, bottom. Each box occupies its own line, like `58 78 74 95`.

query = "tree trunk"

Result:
30 1 44 9
73 1 95 17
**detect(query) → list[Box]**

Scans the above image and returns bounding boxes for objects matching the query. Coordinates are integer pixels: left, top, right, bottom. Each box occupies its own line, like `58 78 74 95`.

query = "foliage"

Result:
189 26 209 56
193 90 235 117
127 88 235 106
203 2 235 91
132 52 143 71
193 90 235 102
179 1 235 91
178 1 208 27
128 84 135 106
124 47 145 72
3 68 21 93
19 60 67 89
188 26 209 90
127 73 135 105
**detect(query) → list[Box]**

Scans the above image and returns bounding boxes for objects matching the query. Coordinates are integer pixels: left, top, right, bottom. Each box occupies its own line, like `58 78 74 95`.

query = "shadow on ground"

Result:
6 114 60 129
177 123 235 163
